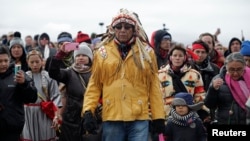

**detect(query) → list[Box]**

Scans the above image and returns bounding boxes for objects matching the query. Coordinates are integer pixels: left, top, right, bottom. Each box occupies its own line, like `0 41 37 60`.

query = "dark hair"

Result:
168 43 188 65
192 39 209 53
34 34 39 41
228 37 242 50
0 44 10 57
199 32 215 47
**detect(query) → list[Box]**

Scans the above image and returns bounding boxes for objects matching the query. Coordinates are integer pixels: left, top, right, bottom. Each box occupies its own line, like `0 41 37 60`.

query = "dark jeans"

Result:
102 120 149 141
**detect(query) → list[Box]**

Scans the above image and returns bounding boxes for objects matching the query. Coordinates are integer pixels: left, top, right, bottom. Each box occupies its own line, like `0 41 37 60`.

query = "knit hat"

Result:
92 37 101 45
162 34 171 40
14 31 21 38
8 31 14 37
76 31 91 44
240 40 250 56
9 37 25 49
39 33 50 41
172 92 204 111
57 32 73 43
73 42 93 61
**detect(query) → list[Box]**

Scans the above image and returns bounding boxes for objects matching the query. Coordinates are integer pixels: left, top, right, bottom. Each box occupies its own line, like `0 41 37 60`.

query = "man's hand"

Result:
82 111 98 134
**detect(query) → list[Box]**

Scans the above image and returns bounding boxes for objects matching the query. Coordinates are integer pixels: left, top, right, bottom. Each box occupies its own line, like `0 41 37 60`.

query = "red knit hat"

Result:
76 31 91 44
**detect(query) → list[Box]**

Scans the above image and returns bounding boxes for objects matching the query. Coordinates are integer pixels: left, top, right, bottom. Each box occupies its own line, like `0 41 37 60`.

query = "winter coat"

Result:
191 58 220 91
0 64 37 133
204 67 247 124
48 58 91 141
165 117 207 141
82 40 165 121
158 64 206 116
151 30 172 69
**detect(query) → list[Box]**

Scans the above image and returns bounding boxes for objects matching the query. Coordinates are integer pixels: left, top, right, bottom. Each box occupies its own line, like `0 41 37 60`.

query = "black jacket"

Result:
165 118 207 141
48 57 91 141
204 66 247 124
191 58 220 91
0 64 37 133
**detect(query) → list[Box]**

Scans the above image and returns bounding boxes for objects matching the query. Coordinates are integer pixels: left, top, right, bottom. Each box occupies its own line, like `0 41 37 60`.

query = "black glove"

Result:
151 119 165 134
94 104 102 124
82 110 98 134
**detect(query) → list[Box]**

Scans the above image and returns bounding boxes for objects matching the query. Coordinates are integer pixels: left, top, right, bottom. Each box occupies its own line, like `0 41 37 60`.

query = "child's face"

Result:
175 105 189 116
27 54 43 73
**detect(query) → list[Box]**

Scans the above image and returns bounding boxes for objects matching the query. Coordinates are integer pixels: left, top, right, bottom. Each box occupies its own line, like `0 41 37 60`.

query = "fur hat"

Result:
76 31 91 44
172 92 204 111
73 42 93 61
240 40 250 56
9 37 25 49
57 32 73 43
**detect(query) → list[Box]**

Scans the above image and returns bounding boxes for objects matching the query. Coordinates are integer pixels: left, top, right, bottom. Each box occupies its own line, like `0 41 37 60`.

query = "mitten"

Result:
82 110 98 134
151 119 165 134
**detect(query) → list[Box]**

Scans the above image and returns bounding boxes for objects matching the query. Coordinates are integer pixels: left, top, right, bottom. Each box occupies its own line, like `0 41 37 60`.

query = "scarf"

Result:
71 63 91 73
62 53 74 67
159 48 168 59
225 67 250 110
114 36 135 60
44 45 50 60
169 108 198 126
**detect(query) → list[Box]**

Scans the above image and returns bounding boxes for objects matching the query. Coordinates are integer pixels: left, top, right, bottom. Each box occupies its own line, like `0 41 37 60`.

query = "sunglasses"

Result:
114 24 133 30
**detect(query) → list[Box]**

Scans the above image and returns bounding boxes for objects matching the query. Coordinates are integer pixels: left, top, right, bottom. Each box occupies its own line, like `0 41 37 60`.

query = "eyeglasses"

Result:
227 68 244 74
114 24 133 30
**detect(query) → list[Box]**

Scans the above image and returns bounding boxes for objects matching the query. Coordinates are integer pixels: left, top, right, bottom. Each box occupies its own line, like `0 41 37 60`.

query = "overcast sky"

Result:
1 0 250 46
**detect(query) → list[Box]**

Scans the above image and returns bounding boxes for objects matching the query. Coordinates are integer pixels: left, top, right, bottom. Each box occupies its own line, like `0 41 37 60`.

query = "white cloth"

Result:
44 45 50 60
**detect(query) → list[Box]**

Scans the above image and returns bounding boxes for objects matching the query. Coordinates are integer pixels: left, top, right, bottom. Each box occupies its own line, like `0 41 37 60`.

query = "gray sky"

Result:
1 0 250 46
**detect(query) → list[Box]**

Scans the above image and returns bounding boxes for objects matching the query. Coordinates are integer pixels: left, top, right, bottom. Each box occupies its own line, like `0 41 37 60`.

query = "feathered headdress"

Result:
97 8 151 69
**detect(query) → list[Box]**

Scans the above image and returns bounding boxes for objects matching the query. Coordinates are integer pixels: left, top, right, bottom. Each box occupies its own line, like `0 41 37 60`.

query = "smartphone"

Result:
65 42 79 51
14 64 21 75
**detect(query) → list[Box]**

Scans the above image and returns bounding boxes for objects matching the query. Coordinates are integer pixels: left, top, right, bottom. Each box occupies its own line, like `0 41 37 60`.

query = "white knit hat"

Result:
9 37 24 49
73 42 93 61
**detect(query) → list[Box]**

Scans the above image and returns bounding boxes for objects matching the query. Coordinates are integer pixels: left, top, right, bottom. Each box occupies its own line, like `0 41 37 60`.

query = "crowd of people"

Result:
1 8 250 141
